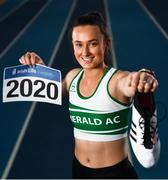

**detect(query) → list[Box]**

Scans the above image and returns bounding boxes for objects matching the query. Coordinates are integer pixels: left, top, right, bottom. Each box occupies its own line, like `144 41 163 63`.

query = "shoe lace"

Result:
138 101 167 149
138 113 157 149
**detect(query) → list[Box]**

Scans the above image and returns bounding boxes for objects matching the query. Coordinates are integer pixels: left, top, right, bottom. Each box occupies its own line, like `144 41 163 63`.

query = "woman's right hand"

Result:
19 52 45 66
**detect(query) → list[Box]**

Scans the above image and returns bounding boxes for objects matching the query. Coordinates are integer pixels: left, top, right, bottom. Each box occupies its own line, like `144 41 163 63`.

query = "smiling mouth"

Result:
82 57 93 64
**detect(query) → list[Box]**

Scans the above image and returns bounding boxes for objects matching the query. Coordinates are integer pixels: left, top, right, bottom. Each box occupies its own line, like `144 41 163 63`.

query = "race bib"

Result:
3 64 62 105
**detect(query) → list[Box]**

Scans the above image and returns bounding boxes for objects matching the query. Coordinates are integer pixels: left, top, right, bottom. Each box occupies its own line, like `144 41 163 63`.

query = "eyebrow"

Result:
73 39 98 43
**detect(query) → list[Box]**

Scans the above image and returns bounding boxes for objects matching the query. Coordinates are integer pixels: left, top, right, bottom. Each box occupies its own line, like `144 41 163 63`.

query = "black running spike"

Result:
134 92 156 149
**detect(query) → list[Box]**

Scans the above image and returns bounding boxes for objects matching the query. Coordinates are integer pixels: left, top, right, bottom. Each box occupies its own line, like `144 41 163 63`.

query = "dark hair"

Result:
71 11 112 65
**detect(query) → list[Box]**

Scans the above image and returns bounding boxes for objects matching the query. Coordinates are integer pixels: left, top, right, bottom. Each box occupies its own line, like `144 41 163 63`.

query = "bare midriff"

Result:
74 137 128 168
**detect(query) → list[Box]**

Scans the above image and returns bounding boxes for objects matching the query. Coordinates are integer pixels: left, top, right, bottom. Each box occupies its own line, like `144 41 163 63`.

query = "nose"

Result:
82 45 90 56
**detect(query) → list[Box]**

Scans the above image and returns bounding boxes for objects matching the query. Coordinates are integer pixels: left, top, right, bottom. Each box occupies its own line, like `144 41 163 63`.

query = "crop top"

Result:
69 67 132 142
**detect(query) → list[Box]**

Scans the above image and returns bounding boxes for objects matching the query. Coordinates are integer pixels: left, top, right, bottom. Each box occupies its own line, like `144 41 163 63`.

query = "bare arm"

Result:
109 70 158 104
117 70 158 96
19 52 81 97
62 68 81 97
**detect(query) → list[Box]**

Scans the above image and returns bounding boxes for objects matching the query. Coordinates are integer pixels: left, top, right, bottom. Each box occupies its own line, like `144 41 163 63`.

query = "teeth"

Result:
84 59 91 62
82 57 92 61
83 59 92 64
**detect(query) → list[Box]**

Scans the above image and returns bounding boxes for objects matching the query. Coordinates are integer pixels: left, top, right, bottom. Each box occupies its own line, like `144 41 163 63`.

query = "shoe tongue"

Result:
134 92 156 119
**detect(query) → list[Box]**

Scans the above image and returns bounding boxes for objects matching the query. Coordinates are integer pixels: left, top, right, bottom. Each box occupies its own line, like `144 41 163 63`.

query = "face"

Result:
72 25 106 69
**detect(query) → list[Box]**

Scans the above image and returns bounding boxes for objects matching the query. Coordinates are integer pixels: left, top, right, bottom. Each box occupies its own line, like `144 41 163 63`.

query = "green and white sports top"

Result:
69 67 132 142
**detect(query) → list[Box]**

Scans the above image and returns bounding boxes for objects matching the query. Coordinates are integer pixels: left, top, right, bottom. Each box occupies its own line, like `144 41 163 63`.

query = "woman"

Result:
19 12 158 179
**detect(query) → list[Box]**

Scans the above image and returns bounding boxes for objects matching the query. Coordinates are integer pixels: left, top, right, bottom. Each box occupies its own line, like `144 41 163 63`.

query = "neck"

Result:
82 65 108 81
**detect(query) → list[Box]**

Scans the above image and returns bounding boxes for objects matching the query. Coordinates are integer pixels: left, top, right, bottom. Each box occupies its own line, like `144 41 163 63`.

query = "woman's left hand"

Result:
120 71 158 97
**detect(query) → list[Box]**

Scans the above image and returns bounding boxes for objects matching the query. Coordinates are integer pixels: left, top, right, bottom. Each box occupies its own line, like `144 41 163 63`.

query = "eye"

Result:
74 43 82 48
89 41 98 47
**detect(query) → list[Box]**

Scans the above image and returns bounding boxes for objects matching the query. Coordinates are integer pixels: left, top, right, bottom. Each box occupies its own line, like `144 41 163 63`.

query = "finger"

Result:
138 78 153 93
150 79 159 92
24 52 32 65
137 83 144 93
19 57 24 64
130 72 140 88
29 52 37 66
30 52 44 65
139 71 148 82
137 81 146 93
140 77 158 93
138 72 153 93
144 81 153 93
35 54 44 65
19 55 27 65
126 73 133 87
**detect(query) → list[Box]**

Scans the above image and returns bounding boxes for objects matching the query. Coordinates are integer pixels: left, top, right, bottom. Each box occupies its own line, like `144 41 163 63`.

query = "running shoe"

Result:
129 92 160 168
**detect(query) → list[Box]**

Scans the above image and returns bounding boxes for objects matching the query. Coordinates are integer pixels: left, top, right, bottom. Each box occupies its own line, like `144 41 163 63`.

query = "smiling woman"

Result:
19 11 159 179
71 12 111 67
72 25 106 69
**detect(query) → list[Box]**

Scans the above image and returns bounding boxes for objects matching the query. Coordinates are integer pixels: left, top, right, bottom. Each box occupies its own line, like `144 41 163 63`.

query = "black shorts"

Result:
72 156 138 179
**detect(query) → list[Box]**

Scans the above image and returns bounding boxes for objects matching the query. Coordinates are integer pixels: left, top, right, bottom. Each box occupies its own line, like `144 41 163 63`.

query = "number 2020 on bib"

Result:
3 64 62 105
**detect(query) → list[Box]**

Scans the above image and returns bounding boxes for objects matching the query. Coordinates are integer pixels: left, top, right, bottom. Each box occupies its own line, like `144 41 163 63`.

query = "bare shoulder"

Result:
66 68 82 76
111 70 129 82
62 68 82 95
65 68 82 84
108 69 131 104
